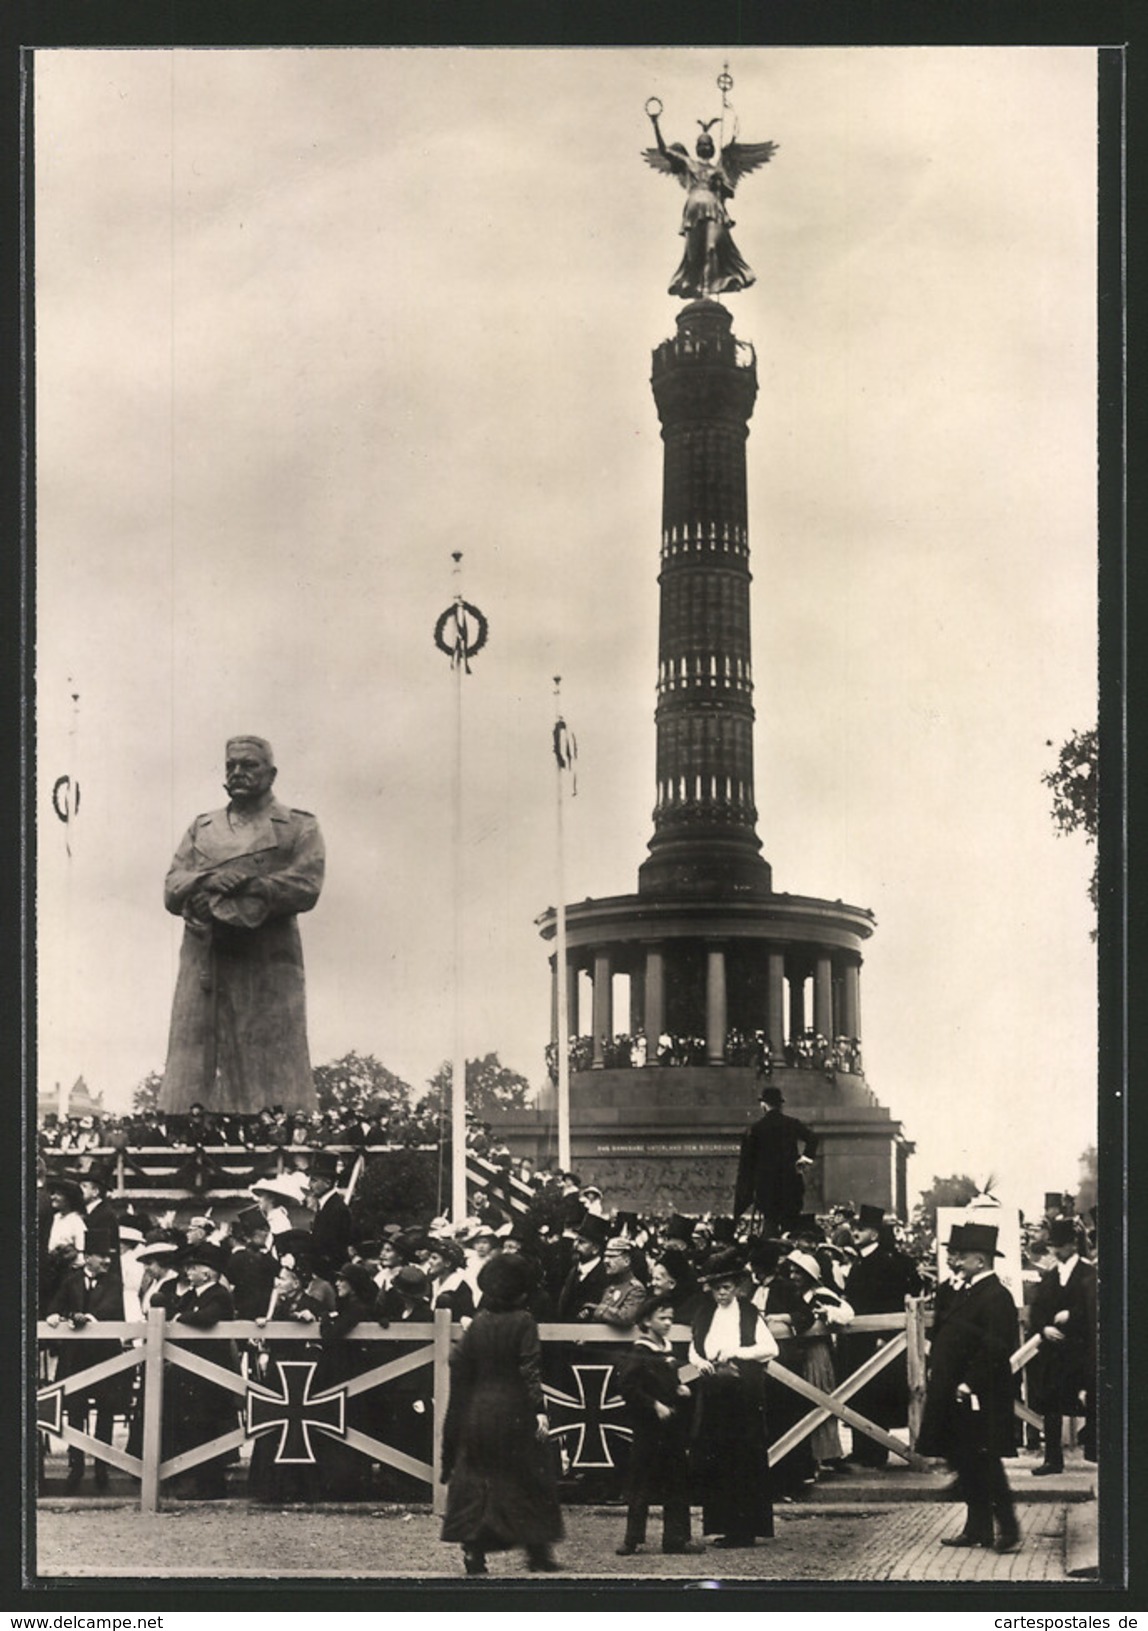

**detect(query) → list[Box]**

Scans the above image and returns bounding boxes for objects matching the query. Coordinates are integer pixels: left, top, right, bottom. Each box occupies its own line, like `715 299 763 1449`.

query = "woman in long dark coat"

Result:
440 1253 564 1576
688 1247 779 1548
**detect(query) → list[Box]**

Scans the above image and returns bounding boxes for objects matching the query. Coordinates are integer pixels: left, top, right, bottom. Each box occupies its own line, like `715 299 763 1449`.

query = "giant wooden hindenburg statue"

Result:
159 736 324 1114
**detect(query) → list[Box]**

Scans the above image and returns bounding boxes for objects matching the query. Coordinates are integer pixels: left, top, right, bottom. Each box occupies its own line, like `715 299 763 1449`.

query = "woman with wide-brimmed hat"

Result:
783 1248 854 1475
440 1252 564 1576
687 1246 779 1548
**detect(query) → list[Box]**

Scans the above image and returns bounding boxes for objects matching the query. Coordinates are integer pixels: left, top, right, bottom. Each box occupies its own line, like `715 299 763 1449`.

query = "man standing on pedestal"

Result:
159 736 325 1115
733 1086 818 1237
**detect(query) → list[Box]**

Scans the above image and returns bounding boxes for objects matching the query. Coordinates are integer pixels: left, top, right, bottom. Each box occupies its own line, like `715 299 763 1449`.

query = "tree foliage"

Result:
353 1148 441 1231
1043 725 1098 922
912 1172 981 1233
421 1052 534 1120
132 1069 164 1114
312 1051 415 1122
1075 1144 1097 1215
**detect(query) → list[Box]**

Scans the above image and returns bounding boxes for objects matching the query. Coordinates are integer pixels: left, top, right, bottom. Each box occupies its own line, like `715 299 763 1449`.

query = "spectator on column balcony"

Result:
755 1034 774 1077
632 1032 648 1067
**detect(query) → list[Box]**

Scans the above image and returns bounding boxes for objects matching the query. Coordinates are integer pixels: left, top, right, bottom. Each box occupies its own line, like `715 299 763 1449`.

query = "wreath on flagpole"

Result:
52 774 80 822
434 600 489 667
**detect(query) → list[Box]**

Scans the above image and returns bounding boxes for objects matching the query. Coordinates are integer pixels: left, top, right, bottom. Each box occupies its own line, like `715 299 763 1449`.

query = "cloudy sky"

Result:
33 46 1099 1217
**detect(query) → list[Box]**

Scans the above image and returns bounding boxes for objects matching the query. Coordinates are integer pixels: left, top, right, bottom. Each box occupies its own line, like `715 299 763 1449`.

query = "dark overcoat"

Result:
308 1194 353 1283
164 1280 240 1458
1026 1258 1097 1416
733 1109 819 1225
836 1245 923 1425
617 1336 691 1505
48 1267 130 1412
160 797 324 1114
689 1295 774 1539
916 1273 1019 1461
440 1308 564 1550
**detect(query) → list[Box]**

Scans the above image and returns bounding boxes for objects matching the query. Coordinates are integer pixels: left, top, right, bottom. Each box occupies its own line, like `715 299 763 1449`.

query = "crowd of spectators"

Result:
545 1030 863 1077
38 1126 1097 1504
38 1100 443 1156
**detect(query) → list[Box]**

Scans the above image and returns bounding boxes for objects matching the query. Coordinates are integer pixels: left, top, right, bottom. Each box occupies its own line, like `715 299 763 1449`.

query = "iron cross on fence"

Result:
543 1362 633 1469
245 1360 347 1464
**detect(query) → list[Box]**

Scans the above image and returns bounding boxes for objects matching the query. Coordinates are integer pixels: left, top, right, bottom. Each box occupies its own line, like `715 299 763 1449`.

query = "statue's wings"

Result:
721 139 779 188
643 144 691 186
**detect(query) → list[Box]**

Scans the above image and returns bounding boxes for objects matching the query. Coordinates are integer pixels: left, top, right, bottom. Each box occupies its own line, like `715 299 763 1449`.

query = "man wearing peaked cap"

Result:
584 1238 648 1329
917 1219 1021 1553
733 1086 819 1237
1027 1216 1096 1471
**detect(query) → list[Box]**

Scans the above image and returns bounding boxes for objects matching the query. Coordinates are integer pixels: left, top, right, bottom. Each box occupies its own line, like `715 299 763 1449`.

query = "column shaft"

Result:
814 955 834 1038
591 951 613 1068
706 946 727 1065
644 946 666 1058
767 951 785 1053
842 961 860 1040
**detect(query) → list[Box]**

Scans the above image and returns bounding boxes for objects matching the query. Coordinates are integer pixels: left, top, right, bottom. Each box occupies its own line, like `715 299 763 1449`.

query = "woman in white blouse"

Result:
688 1247 779 1548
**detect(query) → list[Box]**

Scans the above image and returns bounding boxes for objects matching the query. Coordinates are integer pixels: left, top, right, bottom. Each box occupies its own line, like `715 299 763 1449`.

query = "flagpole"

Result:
59 679 80 1123
553 678 572 1172
450 553 467 1226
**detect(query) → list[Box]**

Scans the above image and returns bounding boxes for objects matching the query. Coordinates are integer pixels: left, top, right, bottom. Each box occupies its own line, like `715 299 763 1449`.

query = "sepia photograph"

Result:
25 37 1120 1602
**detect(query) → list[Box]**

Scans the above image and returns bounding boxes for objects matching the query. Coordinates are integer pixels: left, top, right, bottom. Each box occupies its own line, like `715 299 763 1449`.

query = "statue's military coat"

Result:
160 797 324 1114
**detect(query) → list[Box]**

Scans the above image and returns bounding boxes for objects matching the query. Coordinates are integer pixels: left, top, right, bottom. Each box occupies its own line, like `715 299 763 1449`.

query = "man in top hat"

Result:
557 1214 610 1320
662 1215 695 1254
1026 1217 1097 1471
836 1203 923 1466
159 734 325 1116
45 1228 127 1491
304 1152 352 1283
75 1160 122 1268
733 1086 819 1237
916 1221 1021 1552
542 1193 588 1307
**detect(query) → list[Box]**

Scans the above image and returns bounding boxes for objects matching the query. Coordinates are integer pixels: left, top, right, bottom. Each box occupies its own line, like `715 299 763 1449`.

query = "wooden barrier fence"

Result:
38 1298 1044 1513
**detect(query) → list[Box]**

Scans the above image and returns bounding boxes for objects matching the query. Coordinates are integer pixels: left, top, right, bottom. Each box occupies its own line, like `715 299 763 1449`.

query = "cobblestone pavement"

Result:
35 1501 1082 1585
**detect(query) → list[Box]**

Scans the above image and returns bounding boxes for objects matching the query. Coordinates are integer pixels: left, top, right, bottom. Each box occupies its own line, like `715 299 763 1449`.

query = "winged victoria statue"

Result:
643 77 777 300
